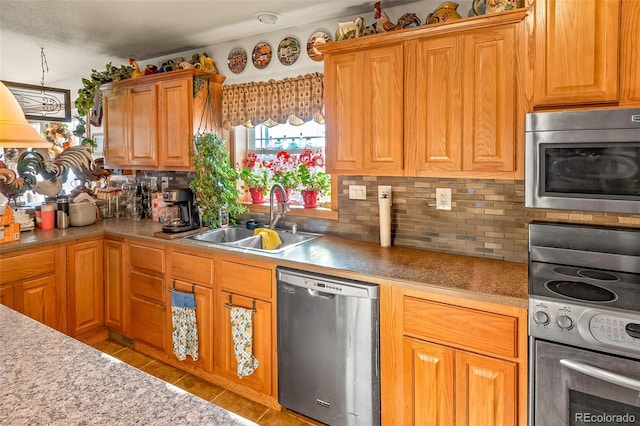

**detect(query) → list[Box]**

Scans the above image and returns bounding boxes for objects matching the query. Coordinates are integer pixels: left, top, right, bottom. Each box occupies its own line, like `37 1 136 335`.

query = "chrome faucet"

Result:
269 183 290 229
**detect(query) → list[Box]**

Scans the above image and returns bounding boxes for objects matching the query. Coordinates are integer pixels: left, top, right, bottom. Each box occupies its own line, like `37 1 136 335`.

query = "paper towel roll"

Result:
379 196 391 247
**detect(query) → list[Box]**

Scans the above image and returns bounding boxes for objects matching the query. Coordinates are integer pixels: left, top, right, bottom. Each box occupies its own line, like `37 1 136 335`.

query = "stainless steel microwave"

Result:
525 108 640 215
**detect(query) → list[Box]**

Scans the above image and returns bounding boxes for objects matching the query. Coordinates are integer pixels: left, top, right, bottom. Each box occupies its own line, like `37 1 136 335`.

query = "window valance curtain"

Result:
221 72 324 130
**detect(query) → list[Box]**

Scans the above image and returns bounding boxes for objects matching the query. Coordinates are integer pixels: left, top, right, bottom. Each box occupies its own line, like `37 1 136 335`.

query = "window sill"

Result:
242 202 338 221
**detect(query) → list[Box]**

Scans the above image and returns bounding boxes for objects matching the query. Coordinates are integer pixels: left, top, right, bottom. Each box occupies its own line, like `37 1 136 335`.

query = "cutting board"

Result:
153 227 207 240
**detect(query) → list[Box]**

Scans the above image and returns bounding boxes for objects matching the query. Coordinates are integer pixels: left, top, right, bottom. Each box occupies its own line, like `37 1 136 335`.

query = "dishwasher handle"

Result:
308 289 335 299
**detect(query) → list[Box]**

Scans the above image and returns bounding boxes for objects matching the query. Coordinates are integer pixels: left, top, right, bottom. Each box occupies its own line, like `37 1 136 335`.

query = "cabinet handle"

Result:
169 279 195 294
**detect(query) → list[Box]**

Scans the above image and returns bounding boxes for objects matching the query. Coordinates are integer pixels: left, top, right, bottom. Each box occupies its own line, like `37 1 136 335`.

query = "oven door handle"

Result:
560 359 640 391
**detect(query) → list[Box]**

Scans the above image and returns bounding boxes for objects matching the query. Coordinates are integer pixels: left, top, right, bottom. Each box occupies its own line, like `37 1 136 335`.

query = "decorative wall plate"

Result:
277 37 301 66
227 47 247 74
307 31 332 62
252 41 272 69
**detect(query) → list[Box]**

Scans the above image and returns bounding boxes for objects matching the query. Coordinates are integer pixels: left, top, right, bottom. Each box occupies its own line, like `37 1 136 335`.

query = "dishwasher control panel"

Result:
277 268 379 299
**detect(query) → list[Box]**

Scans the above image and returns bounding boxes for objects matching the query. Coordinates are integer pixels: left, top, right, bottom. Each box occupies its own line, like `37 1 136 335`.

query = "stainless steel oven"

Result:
525 108 640 214
528 222 640 426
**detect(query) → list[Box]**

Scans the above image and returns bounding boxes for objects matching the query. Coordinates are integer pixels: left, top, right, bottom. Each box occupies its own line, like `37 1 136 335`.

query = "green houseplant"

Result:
190 133 246 227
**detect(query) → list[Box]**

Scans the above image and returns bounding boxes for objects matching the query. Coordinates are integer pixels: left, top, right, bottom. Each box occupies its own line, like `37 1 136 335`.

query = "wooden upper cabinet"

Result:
620 0 640 106
102 70 225 171
325 44 404 175
103 89 129 167
408 25 519 176
323 9 528 179
462 26 516 173
534 0 620 106
409 35 463 174
129 84 159 167
158 78 192 169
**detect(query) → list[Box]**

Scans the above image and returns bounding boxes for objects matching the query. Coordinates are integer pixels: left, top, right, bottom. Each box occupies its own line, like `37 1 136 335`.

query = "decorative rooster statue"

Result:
0 146 111 201
374 1 421 32
129 58 145 78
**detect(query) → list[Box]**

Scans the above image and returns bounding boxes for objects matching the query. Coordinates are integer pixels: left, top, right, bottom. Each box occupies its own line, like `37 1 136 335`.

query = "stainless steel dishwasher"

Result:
277 267 380 426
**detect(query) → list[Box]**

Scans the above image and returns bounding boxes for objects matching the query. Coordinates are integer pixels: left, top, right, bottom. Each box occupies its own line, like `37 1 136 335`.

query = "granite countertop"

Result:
0 219 529 307
0 304 255 425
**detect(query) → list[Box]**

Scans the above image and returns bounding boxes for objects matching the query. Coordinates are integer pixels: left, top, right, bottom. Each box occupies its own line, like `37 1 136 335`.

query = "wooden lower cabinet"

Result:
128 242 166 349
214 291 273 395
403 337 517 426
0 245 65 332
104 239 125 332
67 239 104 337
382 285 527 425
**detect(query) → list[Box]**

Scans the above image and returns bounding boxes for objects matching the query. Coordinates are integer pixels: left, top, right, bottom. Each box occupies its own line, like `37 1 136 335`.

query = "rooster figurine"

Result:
374 2 421 32
129 58 145 78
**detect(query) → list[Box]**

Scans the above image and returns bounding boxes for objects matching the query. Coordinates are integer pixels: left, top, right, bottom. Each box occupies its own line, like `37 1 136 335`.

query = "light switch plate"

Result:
348 185 367 200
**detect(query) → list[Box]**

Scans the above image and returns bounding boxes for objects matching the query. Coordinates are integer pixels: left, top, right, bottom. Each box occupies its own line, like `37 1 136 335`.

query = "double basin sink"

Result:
186 226 320 254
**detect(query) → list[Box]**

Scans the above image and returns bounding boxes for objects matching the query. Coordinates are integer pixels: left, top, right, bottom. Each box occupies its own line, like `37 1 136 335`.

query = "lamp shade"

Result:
0 81 52 148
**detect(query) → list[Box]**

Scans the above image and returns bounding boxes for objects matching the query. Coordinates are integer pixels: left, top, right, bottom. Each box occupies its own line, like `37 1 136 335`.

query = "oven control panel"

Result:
529 297 640 357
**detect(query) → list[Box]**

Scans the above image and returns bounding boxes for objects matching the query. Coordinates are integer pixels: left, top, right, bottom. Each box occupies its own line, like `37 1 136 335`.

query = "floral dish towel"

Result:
230 306 259 378
171 290 198 361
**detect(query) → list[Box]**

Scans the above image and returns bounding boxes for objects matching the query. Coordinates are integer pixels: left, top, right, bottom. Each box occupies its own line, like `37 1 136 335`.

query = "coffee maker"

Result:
161 188 200 233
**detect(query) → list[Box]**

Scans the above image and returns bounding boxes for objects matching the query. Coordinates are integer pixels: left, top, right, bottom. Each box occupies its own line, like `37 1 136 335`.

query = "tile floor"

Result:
89 339 324 425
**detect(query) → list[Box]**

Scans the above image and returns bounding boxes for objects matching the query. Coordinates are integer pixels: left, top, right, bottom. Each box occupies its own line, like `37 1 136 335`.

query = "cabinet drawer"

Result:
171 251 213 287
130 297 165 350
0 249 56 285
403 297 518 358
218 260 272 301
130 271 165 303
129 243 165 273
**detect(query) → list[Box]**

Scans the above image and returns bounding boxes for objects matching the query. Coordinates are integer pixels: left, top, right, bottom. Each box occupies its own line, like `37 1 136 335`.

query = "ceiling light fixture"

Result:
256 12 280 25
0 81 52 148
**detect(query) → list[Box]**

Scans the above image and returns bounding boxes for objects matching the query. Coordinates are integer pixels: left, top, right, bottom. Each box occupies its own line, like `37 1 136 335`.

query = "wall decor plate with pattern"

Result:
277 37 301 66
307 31 332 62
252 41 272 69
227 47 248 74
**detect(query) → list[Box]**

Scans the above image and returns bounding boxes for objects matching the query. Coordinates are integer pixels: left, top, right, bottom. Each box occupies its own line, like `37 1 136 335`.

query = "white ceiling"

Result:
0 0 423 86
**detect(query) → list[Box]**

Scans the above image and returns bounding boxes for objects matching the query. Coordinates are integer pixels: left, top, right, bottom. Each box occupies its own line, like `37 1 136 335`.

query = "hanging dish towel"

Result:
253 227 282 250
171 290 199 361
230 306 259 378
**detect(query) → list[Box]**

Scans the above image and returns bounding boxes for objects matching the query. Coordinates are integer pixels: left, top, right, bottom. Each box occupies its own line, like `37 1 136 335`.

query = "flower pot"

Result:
275 188 292 203
301 190 318 208
249 187 265 204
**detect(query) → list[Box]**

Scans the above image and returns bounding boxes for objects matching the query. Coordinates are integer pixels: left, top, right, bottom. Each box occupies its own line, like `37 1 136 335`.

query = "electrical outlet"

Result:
378 185 392 205
348 185 367 200
436 188 452 210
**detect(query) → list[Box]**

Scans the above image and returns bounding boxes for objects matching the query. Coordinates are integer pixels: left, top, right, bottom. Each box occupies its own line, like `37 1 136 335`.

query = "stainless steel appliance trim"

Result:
530 247 640 274
525 107 640 131
277 268 379 299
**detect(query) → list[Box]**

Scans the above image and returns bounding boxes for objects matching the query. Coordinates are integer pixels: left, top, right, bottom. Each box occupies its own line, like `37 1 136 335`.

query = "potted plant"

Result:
238 152 270 204
190 133 246 227
264 150 300 202
297 149 330 208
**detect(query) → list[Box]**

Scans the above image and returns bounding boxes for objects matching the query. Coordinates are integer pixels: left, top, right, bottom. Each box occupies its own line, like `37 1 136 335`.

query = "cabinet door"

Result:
403 338 455 426
214 291 273 395
129 83 159 167
104 240 124 332
363 44 404 173
455 351 517 426
103 89 129 167
409 36 463 174
67 240 104 336
0 283 14 308
325 51 363 172
14 276 56 328
158 78 193 169
168 279 213 372
130 296 165 350
534 0 620 106
462 26 516 172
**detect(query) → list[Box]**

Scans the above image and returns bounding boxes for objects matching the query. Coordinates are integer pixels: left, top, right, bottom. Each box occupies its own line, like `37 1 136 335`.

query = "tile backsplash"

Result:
272 176 640 264
140 172 640 264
